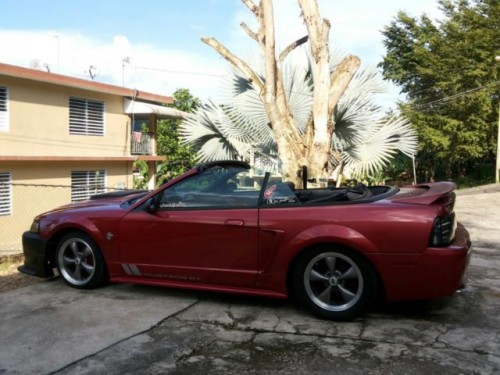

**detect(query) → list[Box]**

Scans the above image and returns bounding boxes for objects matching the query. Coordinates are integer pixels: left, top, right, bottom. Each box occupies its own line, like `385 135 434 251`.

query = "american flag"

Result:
132 132 142 142
264 184 277 199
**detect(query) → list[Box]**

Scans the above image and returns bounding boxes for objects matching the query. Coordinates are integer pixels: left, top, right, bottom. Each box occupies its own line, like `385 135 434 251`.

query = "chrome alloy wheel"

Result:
303 252 364 312
57 237 96 286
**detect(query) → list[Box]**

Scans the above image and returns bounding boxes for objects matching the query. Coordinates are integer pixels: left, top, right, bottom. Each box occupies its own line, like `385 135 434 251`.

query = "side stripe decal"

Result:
129 264 142 276
122 263 142 276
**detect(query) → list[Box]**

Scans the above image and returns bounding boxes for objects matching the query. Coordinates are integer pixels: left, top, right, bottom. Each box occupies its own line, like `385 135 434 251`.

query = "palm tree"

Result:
180 49 417 183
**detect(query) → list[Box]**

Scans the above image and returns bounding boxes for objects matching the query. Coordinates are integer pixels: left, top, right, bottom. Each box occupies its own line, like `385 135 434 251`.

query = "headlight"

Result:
30 218 40 233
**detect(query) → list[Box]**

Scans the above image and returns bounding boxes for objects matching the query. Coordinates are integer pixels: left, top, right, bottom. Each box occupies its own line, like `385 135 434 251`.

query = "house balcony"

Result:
131 132 153 155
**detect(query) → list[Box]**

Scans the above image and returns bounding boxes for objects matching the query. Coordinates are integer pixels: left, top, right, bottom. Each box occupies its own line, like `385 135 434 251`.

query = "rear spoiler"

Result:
389 182 456 205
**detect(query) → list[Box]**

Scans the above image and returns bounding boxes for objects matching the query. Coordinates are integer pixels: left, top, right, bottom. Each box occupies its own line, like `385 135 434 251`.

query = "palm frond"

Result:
180 46 418 176
281 56 313 135
339 116 418 175
334 65 387 137
220 51 313 138
218 58 274 147
179 101 253 162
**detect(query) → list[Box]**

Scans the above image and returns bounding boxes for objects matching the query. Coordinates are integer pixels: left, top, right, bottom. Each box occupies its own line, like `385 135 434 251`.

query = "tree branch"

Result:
262 0 277 99
240 22 258 42
298 0 331 62
299 0 331 154
328 55 361 117
241 0 259 16
279 35 309 63
201 37 264 92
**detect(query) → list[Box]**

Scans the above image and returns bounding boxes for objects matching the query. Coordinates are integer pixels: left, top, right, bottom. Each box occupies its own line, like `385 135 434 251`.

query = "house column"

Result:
149 114 157 155
147 161 156 190
147 114 158 190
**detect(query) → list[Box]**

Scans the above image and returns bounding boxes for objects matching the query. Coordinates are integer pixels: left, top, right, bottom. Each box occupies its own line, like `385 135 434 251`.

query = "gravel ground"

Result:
0 255 41 293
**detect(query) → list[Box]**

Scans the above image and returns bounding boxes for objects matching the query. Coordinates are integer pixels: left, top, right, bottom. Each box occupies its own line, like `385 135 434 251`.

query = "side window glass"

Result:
158 166 262 209
263 179 298 205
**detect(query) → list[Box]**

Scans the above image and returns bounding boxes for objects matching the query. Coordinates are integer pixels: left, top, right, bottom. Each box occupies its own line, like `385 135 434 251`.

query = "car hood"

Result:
39 191 148 217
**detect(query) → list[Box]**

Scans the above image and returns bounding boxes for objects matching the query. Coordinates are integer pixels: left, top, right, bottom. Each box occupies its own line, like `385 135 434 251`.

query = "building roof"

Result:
0 62 173 105
123 98 188 119
0 155 166 162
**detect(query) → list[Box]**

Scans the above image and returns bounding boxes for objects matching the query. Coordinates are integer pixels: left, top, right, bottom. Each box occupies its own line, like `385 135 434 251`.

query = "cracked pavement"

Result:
1 186 499 374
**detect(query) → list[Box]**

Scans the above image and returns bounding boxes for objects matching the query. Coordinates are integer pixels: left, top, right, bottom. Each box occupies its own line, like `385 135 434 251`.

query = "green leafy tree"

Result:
380 0 500 181
156 88 200 184
133 88 199 188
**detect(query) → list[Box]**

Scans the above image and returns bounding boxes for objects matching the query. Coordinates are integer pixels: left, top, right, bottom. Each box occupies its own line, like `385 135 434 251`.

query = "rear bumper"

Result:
372 223 472 301
18 231 54 278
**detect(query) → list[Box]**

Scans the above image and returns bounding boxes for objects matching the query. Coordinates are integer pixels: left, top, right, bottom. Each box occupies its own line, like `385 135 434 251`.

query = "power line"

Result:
127 62 499 111
410 80 500 111
132 65 224 78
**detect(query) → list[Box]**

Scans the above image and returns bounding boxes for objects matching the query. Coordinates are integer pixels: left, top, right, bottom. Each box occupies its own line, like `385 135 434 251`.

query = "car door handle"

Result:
225 219 245 226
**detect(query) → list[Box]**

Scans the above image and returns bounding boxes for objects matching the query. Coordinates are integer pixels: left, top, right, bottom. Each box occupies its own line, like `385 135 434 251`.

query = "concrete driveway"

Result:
1 185 499 374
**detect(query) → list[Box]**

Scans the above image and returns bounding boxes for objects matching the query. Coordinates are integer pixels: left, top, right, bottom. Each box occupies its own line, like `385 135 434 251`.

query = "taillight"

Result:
430 213 456 247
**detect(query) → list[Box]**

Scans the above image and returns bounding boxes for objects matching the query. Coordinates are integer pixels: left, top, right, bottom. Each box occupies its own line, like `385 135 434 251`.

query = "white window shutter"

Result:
0 172 12 216
0 87 9 132
71 170 106 202
69 97 104 136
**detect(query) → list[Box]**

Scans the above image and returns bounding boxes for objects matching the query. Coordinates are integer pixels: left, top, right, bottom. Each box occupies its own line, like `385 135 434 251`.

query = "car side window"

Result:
262 180 298 205
158 166 262 209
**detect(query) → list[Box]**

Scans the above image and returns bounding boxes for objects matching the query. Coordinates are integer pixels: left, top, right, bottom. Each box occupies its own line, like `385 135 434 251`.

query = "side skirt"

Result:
109 275 288 299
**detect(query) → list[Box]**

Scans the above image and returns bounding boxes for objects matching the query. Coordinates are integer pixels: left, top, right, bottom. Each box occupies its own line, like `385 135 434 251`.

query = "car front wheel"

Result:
292 248 377 321
56 232 108 289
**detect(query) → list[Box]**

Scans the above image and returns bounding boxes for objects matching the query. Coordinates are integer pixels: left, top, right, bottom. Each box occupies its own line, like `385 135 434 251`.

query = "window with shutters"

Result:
0 86 9 132
71 170 106 202
0 173 12 216
69 97 105 136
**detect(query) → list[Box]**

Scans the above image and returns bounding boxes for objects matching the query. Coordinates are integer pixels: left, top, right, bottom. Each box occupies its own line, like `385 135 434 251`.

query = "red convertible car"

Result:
20 160 471 320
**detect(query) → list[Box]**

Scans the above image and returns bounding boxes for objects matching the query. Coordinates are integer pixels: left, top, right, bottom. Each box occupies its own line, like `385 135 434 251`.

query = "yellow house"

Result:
0 62 180 253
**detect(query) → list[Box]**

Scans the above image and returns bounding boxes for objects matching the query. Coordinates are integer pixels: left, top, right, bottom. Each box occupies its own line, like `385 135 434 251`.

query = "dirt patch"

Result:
0 255 41 293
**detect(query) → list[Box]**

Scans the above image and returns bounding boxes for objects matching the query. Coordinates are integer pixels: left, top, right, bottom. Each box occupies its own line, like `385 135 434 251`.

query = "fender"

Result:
256 223 379 293
287 224 380 255
45 216 101 241
43 215 121 262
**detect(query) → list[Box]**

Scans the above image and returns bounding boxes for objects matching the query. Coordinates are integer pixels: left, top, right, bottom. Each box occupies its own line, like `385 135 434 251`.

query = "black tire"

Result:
291 248 378 321
56 232 108 289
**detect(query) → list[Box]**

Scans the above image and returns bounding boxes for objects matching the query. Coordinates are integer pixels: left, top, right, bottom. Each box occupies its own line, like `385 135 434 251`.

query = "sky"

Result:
0 0 443 108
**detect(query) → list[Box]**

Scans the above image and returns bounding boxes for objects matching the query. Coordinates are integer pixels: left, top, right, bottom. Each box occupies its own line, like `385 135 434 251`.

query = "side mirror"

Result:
144 195 160 214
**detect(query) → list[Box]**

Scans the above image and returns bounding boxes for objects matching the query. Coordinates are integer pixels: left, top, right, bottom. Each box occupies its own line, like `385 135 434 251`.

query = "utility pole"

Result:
496 56 500 183
54 34 60 71
122 57 130 86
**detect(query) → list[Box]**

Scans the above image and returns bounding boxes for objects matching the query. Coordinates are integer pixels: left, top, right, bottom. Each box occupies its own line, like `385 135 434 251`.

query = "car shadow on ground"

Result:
16 275 474 324
120 281 462 323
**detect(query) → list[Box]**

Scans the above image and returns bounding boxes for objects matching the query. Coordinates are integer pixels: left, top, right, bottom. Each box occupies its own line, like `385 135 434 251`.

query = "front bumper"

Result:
18 231 54 278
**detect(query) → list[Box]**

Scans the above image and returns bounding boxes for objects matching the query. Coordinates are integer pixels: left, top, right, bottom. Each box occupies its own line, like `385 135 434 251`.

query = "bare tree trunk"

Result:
298 0 331 186
299 0 360 186
202 0 360 188
259 0 304 182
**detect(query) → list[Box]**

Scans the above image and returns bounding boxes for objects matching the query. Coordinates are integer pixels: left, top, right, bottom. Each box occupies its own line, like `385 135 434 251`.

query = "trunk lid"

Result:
388 182 456 205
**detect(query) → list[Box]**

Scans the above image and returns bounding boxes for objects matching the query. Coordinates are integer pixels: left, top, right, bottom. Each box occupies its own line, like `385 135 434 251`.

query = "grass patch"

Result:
0 256 24 276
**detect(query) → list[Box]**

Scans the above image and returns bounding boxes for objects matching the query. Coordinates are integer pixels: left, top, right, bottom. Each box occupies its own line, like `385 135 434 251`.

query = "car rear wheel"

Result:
292 248 377 321
56 232 108 289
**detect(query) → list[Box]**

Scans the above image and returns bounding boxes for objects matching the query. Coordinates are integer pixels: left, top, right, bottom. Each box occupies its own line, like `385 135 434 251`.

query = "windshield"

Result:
158 164 262 209
152 162 299 210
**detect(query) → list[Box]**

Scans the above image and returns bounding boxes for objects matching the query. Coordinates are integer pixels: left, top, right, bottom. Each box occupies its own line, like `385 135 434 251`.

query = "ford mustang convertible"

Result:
20 160 472 320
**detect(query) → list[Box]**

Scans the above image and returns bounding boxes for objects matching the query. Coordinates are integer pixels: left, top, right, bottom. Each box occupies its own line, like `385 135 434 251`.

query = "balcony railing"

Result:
131 132 153 155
